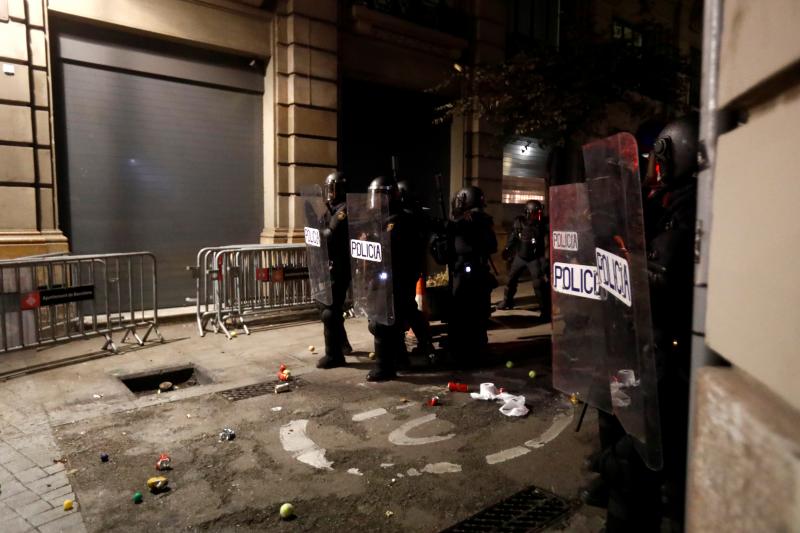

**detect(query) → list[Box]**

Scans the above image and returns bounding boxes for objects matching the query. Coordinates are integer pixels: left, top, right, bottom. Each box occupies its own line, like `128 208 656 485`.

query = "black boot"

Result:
341 338 353 356
366 368 396 382
316 355 346 369
581 476 609 508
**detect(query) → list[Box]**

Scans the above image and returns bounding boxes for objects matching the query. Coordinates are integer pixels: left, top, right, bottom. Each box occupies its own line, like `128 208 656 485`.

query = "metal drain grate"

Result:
441 486 573 533
218 381 281 401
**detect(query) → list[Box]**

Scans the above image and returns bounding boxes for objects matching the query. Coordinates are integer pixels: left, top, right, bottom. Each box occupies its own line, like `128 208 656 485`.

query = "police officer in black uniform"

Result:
445 186 498 367
498 200 551 320
365 176 417 381
647 116 698 530
316 171 353 369
593 117 699 532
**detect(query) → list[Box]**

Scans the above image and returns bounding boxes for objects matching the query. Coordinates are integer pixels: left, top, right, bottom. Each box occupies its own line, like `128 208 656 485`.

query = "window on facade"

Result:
612 18 643 47
502 190 545 204
506 0 560 54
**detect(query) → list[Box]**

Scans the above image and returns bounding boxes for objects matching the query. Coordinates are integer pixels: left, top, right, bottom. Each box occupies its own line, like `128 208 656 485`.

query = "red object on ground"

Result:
155 453 171 471
279 364 287 372
427 396 441 407
448 382 468 393
278 372 290 382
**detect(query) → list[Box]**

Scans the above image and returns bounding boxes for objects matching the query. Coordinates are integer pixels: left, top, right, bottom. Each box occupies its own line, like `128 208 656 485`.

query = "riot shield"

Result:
549 183 612 414
583 132 662 470
301 185 333 306
346 193 395 326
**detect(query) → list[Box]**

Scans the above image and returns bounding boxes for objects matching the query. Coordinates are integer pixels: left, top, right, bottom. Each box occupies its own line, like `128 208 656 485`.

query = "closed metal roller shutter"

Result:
55 27 264 307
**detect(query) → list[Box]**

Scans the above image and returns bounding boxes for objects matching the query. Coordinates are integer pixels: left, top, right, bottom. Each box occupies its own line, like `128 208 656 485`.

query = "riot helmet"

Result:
652 116 699 187
367 175 399 211
524 200 544 222
452 186 486 216
324 171 347 204
397 180 412 205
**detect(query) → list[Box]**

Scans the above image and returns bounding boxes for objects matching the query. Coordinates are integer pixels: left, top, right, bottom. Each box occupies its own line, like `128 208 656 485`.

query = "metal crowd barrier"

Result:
187 244 313 339
0 252 163 354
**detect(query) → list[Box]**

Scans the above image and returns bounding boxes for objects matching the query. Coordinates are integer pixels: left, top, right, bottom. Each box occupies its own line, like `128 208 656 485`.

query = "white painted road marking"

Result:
279 419 333 470
352 408 388 422
388 414 455 446
484 411 575 465
421 462 462 474
524 411 574 449
486 446 531 465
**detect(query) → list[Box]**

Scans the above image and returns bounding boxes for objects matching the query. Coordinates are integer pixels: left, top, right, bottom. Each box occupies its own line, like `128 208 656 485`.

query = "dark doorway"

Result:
340 78 451 213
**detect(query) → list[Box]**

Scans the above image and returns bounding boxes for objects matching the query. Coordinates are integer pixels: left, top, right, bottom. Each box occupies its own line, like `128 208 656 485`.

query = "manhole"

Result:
440 486 573 533
217 379 304 401
118 364 211 396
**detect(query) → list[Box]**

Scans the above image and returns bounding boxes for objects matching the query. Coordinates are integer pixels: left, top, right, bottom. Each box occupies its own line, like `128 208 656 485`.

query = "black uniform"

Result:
316 171 352 370
368 210 418 377
500 211 551 317
320 201 351 357
446 187 498 366
648 180 696 529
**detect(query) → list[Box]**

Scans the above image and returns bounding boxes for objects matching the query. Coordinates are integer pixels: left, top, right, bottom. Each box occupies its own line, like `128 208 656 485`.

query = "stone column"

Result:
262 0 339 243
464 0 507 257
0 0 67 258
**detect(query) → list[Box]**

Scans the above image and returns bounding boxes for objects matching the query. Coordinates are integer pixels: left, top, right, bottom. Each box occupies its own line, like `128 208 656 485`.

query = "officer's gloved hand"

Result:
647 261 667 287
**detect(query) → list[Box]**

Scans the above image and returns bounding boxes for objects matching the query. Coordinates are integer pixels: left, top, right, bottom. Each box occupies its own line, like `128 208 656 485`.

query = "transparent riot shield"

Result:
346 193 395 326
301 185 333 306
583 132 662 470
549 183 612 414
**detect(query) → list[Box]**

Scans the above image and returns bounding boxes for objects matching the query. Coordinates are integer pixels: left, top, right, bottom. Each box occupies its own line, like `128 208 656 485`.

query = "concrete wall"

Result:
687 0 800 529
262 0 339 243
0 0 66 258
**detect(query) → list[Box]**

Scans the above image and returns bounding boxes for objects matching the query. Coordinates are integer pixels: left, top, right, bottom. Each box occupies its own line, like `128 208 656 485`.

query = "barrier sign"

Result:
552 231 579 252
552 262 601 300
595 248 632 307
19 285 95 310
258 267 310 282
350 239 382 262
304 227 321 247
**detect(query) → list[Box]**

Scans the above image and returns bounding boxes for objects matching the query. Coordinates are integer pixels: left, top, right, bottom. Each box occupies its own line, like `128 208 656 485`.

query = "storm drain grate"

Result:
218 381 279 401
217 379 303 401
440 486 573 533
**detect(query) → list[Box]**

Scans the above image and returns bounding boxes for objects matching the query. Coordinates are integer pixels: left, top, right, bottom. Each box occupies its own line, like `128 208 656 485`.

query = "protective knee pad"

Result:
321 307 336 327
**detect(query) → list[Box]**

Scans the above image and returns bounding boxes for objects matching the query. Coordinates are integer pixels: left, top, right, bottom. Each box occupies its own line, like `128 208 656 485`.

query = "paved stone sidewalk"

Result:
0 407 85 532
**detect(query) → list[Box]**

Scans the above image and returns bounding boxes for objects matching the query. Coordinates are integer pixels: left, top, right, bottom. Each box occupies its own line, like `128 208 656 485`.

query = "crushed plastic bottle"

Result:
219 428 236 441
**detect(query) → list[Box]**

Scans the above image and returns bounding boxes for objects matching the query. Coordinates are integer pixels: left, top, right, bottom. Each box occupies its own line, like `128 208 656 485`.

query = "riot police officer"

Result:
363 176 417 381
445 186 497 366
498 200 550 319
316 171 353 369
647 116 698 530
593 117 699 532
